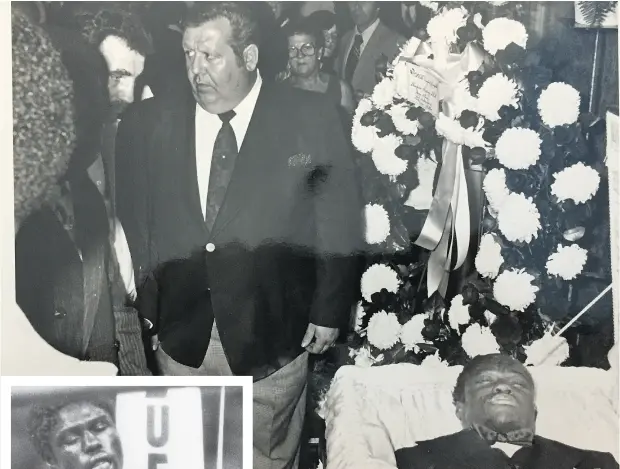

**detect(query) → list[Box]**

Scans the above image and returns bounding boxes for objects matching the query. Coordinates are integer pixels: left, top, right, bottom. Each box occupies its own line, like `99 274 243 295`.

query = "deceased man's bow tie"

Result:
473 423 534 446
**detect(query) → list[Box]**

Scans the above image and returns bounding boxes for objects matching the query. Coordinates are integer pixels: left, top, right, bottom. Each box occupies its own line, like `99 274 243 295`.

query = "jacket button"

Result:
206 243 215 253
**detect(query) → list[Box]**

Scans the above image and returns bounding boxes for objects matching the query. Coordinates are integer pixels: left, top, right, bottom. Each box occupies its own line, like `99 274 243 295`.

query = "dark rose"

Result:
457 23 479 43
360 111 376 127
461 284 480 305
419 111 435 128
469 147 487 165
395 144 418 159
459 110 479 129
422 321 441 340
495 43 527 67
491 315 523 346
406 106 423 121
467 71 485 97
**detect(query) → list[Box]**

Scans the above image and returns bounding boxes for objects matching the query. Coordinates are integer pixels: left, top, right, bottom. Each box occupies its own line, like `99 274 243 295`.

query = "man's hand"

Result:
301 324 339 354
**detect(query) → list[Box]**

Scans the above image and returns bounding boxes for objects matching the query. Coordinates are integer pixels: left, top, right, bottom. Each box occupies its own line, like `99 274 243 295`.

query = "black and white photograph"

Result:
3 379 251 469
5 1 620 469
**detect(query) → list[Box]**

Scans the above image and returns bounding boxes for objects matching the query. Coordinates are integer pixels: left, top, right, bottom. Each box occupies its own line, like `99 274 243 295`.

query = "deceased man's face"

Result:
49 402 123 469
457 366 536 433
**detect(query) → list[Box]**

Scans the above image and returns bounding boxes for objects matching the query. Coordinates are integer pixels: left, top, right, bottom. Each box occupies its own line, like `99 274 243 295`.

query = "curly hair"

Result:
452 354 535 406
184 2 260 62
283 17 325 50
70 2 153 56
12 9 76 227
27 398 115 464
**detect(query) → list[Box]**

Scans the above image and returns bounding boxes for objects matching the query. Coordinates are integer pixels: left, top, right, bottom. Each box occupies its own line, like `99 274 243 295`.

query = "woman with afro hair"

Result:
12 7 149 375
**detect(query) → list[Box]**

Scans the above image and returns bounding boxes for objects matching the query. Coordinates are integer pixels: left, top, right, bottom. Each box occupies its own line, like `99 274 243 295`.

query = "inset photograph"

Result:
3 378 251 469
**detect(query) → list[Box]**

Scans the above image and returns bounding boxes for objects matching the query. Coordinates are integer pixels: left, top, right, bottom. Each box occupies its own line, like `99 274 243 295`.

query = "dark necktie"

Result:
344 34 363 83
205 110 238 233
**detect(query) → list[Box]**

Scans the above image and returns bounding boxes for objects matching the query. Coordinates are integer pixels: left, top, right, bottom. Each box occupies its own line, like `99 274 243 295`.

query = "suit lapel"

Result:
208 87 271 241
357 21 388 70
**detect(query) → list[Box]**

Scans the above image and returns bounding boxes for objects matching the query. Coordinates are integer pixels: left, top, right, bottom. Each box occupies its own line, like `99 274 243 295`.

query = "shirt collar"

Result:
355 17 380 44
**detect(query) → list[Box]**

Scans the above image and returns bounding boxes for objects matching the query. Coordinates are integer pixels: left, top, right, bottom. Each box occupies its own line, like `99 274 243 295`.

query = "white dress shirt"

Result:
344 17 381 65
195 73 263 218
491 441 522 457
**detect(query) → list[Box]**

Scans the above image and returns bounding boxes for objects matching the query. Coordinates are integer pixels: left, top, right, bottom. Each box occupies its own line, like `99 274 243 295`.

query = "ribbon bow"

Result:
396 39 485 297
473 423 535 447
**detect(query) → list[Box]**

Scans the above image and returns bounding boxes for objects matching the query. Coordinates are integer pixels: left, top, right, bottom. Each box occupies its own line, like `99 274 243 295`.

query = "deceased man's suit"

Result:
395 429 619 469
115 83 363 379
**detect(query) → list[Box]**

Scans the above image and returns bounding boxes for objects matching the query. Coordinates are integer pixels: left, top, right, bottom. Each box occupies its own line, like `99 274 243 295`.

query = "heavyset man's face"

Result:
49 403 123 469
183 17 258 115
457 367 537 433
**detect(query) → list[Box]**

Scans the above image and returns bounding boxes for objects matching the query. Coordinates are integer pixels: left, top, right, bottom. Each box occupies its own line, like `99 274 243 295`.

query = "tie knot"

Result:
218 110 236 124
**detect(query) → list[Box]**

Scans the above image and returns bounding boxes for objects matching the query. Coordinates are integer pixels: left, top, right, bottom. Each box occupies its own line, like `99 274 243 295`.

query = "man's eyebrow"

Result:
56 415 110 437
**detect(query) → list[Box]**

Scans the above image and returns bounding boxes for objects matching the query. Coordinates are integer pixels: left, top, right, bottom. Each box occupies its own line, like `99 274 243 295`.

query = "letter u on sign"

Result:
116 388 206 469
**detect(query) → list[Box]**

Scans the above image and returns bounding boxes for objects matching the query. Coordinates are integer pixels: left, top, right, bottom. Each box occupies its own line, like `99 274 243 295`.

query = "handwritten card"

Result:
116 387 206 469
394 61 440 117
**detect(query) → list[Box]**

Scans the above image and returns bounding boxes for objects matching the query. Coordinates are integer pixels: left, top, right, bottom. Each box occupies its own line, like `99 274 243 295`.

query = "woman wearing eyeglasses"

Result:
284 19 355 114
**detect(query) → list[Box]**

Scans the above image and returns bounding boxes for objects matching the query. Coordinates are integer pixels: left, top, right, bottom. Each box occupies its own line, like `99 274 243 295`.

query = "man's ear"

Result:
455 401 466 424
243 44 259 71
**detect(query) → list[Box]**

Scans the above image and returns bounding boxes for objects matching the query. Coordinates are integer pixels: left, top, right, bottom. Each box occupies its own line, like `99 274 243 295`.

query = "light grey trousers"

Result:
156 324 308 469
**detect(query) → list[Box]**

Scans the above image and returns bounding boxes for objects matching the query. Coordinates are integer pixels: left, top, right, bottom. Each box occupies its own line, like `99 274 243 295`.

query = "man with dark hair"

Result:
28 399 123 469
115 2 362 467
395 354 619 469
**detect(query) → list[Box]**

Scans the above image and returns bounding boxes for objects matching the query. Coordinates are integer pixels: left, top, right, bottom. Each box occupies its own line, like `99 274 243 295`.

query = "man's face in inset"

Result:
48 402 123 469
456 364 537 433
99 35 145 116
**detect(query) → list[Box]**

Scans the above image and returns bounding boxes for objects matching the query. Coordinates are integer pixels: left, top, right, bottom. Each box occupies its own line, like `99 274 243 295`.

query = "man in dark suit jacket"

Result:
115 2 362 468
395 354 619 469
335 1 405 97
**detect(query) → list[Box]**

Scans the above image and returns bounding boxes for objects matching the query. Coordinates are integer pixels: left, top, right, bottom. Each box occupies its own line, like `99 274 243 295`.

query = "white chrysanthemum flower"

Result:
360 263 400 302
426 6 468 45
367 311 402 350
475 233 504 279
389 102 419 135
482 18 528 55
462 323 501 358
551 162 600 204
421 351 450 368
546 244 588 280
435 113 489 148
448 294 471 332
353 301 366 332
400 314 427 351
497 193 541 243
405 157 438 210
354 97 374 121
483 168 510 212
494 269 539 312
538 82 580 128
365 204 391 244
524 331 570 366
476 73 520 122
372 77 396 110
353 347 377 367
495 128 541 170
451 79 478 118
351 122 379 154
371 134 408 176
419 1 439 12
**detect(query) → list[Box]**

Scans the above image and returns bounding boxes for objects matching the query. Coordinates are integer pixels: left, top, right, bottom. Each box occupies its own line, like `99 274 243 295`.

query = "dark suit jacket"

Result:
115 83 363 379
15 173 119 365
335 21 405 95
395 429 619 469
